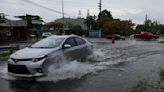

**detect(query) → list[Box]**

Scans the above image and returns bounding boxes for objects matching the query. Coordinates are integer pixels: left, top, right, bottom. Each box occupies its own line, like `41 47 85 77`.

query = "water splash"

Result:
0 64 16 80
36 49 137 82
0 48 137 82
37 61 96 82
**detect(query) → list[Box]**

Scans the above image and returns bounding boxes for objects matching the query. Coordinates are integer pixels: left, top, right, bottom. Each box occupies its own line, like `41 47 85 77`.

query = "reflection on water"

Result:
9 77 87 92
1 39 164 92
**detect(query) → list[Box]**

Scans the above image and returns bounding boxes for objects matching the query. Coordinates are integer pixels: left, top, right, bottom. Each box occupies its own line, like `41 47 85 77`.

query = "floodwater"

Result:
0 38 164 92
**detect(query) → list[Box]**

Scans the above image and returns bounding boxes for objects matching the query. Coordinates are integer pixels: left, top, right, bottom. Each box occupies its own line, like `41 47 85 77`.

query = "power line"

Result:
21 0 70 17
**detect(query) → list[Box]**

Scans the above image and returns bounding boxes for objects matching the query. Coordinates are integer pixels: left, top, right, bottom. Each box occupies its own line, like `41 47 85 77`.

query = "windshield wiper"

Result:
38 47 49 48
30 46 54 48
30 47 47 48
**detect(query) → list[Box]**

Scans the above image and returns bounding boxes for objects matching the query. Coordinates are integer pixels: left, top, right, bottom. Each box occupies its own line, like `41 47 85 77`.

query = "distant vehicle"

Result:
134 32 159 40
8 35 93 77
42 32 52 38
30 34 36 39
106 34 125 40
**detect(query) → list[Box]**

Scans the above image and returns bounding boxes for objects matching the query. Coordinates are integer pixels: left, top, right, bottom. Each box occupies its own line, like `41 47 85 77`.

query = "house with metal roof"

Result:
0 20 30 42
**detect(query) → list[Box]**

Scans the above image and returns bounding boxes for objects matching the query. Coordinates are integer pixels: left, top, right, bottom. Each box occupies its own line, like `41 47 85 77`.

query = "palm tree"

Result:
84 16 96 30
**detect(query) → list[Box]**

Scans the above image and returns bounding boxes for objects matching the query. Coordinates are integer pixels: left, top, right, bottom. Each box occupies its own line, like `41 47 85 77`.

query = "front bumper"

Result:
8 72 44 77
8 58 46 77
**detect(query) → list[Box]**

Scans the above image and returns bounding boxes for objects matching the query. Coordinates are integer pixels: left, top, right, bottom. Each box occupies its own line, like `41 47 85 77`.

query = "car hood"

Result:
10 47 58 59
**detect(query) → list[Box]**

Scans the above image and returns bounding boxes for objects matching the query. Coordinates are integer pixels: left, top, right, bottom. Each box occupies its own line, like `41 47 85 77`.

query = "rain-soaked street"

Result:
1 38 164 92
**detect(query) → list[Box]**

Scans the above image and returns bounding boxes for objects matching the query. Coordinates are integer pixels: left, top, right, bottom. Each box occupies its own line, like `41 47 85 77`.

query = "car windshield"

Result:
43 32 51 35
31 38 64 48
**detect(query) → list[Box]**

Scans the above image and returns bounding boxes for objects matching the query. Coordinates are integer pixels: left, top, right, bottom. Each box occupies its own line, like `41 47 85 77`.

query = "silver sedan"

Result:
8 35 93 77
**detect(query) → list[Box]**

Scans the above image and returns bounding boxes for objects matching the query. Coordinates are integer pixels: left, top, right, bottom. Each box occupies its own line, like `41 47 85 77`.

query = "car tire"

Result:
79 57 87 62
42 56 63 75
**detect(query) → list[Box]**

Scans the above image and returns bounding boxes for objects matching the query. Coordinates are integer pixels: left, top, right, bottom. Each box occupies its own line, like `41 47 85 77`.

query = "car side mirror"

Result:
63 44 71 49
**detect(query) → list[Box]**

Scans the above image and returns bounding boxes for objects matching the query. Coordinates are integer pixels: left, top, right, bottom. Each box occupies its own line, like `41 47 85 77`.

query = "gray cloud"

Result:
0 0 164 24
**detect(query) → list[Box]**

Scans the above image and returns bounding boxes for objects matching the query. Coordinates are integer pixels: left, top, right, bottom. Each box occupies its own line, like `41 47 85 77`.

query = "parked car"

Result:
30 34 36 39
8 35 93 77
42 32 52 38
134 32 159 40
106 34 125 40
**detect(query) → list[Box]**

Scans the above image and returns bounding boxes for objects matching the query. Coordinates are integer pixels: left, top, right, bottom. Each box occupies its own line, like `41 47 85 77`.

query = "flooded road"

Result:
0 38 164 92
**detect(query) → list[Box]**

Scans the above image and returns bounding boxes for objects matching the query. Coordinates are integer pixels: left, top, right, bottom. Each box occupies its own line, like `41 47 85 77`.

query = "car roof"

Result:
43 32 51 33
47 34 79 39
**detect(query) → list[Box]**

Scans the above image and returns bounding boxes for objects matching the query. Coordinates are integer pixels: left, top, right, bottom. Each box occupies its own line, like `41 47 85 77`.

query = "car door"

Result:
62 37 78 60
74 37 88 59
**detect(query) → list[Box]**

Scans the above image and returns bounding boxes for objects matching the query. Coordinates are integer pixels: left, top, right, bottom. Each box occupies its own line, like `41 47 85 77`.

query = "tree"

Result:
15 14 43 28
84 9 113 30
44 22 64 30
15 14 44 38
71 25 83 36
158 24 164 34
53 23 63 29
103 20 134 36
135 25 146 33
135 19 163 34
97 9 113 29
0 13 6 23
84 15 97 30
66 22 74 29
15 14 43 21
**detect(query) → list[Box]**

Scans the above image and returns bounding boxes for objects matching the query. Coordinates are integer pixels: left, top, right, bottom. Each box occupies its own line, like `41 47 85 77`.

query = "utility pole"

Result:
145 14 148 32
98 0 102 37
145 14 148 22
87 9 90 17
98 0 102 13
62 0 65 34
78 10 81 18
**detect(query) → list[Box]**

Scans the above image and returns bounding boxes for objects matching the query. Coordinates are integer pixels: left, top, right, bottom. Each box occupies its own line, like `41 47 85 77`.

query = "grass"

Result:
127 69 164 92
0 52 10 61
127 80 147 92
160 70 164 81
159 41 164 43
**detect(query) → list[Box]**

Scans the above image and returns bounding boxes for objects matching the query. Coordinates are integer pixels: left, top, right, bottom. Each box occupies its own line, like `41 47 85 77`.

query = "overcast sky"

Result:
0 0 164 24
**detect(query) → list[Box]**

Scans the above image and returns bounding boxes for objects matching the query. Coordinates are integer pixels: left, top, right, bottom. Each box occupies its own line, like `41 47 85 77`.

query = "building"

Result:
0 20 30 42
88 30 102 38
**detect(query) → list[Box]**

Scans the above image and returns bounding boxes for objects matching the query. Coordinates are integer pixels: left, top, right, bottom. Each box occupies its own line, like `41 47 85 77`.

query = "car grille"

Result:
11 58 32 62
8 64 31 74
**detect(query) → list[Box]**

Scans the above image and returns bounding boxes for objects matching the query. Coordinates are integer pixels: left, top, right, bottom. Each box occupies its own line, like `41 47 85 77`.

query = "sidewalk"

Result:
0 38 40 61
0 38 41 49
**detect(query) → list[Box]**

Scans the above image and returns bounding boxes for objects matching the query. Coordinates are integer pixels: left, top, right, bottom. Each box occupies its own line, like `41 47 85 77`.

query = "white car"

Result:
8 35 93 77
42 32 52 38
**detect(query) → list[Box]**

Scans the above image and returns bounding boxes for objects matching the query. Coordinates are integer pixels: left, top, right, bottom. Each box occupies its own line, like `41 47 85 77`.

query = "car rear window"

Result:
74 37 86 45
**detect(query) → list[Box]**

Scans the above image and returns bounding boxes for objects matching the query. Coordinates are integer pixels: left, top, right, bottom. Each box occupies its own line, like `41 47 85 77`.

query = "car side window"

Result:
74 37 86 45
64 38 76 47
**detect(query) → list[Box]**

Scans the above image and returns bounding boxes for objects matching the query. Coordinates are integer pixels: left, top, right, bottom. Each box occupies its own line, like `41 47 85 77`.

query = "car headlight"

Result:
32 55 47 62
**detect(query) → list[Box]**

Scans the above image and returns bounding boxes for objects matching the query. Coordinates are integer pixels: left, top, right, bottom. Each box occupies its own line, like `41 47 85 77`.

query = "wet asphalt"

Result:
0 38 164 92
